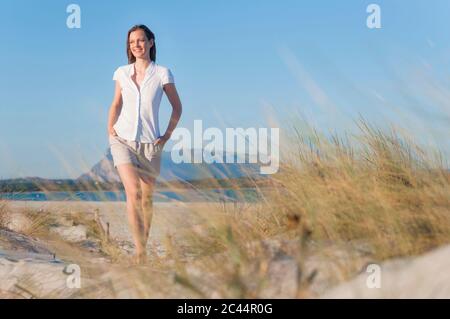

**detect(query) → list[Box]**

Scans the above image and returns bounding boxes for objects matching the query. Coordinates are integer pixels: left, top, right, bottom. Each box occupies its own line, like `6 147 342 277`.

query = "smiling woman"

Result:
107 24 182 265
126 24 157 64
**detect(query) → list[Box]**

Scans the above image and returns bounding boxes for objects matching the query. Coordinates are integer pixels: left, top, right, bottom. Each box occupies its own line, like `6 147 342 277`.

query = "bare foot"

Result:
132 252 147 265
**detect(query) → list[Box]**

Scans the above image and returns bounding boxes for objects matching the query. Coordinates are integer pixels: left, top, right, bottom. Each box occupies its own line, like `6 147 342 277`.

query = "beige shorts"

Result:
109 135 163 178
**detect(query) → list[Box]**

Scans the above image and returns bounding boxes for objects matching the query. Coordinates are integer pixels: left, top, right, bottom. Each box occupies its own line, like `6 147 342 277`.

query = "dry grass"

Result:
130 118 450 297
0 199 10 229
0 199 57 237
1 118 449 298
267 118 450 260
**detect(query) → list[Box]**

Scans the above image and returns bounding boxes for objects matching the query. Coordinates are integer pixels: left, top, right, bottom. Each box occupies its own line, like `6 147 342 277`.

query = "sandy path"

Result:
5 200 218 257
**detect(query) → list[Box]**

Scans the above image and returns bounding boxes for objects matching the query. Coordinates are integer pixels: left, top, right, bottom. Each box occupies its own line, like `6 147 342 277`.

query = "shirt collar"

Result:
129 61 155 77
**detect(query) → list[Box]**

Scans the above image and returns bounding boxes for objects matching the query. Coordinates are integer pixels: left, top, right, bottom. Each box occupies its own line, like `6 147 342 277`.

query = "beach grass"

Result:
1 117 449 298
137 117 450 297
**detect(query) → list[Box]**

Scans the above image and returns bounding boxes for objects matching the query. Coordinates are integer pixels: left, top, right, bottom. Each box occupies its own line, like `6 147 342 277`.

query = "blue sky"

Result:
1 0 449 179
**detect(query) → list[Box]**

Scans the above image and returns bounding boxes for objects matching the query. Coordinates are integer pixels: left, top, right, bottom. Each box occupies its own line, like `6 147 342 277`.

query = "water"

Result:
0 188 261 202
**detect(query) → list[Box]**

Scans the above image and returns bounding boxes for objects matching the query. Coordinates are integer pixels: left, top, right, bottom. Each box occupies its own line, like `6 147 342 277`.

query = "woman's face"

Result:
129 29 153 60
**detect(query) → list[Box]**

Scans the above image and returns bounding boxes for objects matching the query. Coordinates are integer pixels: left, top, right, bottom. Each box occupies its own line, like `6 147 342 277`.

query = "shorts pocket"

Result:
155 142 165 153
109 135 122 146
145 143 162 159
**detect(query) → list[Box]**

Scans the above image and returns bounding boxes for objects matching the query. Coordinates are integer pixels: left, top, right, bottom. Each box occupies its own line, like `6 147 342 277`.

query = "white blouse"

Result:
112 61 174 142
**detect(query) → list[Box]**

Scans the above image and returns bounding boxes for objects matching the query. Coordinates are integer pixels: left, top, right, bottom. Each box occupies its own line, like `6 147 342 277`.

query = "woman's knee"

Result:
125 185 142 201
141 196 153 209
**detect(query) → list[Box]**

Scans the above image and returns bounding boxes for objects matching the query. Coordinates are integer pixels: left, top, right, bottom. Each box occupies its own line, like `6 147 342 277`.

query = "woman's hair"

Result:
126 24 156 64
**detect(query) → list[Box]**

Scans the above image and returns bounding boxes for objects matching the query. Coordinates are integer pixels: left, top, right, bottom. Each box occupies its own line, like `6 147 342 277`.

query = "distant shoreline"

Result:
0 188 264 203
0 176 273 193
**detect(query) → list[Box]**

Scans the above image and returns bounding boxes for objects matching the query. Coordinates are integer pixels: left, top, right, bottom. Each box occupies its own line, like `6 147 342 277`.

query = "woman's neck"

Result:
134 58 151 73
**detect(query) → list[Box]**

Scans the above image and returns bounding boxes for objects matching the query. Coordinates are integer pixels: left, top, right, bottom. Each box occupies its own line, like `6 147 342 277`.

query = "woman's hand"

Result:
154 133 170 149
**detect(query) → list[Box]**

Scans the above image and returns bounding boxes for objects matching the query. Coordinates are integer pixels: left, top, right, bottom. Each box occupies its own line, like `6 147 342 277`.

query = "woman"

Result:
107 24 182 264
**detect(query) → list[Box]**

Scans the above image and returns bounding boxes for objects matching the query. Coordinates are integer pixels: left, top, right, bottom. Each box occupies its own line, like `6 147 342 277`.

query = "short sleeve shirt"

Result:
112 61 175 142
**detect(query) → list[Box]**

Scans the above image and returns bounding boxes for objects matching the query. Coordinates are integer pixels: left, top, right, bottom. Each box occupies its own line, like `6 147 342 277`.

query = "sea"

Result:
0 188 261 202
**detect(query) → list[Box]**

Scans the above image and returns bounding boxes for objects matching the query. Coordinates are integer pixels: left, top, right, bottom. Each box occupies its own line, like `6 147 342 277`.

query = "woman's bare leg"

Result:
116 163 146 261
140 175 156 246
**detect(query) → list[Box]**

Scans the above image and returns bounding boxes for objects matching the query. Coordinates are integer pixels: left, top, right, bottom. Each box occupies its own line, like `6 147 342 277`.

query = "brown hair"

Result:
126 24 156 64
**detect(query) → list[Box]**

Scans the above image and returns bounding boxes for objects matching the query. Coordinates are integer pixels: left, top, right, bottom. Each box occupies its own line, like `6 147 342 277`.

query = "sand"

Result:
4 200 221 256
1 200 224 298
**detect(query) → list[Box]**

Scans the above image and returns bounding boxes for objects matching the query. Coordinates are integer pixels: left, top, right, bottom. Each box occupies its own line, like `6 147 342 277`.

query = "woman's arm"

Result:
107 81 123 136
157 83 182 144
